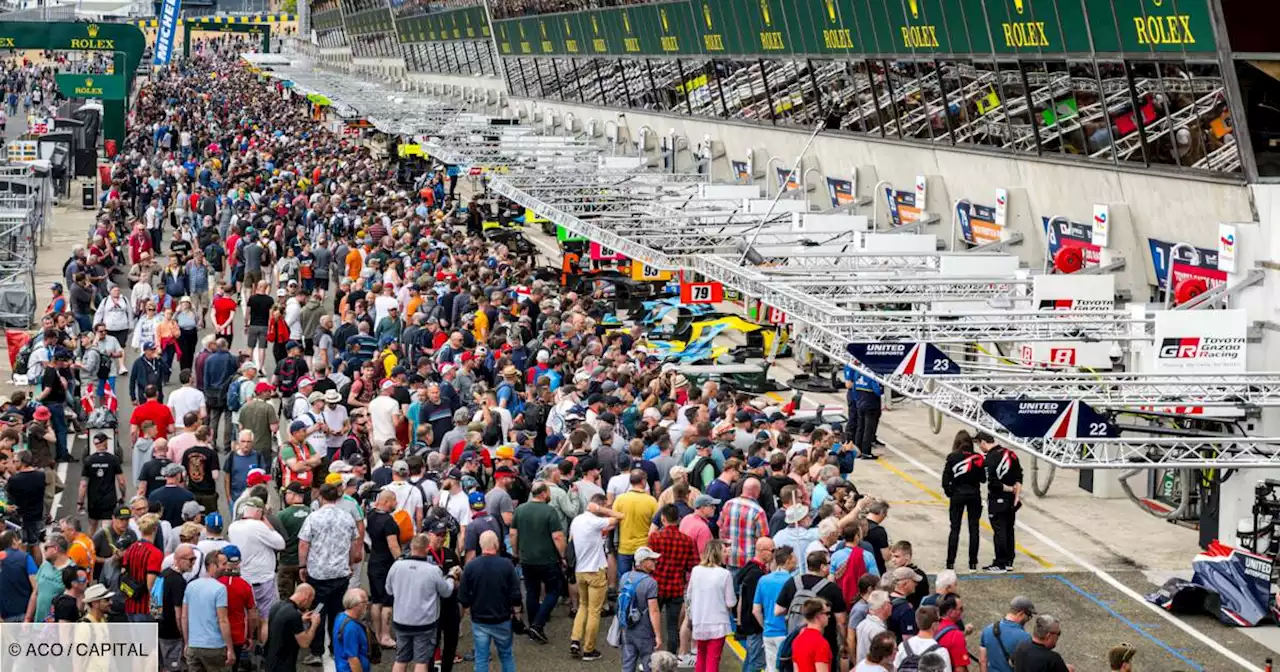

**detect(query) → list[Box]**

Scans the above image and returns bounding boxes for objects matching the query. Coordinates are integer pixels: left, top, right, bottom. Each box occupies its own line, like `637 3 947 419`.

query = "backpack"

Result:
497 381 524 416
391 509 415 544
335 613 382 665
226 376 245 412
12 339 32 376
785 576 831 633
277 357 302 396
282 393 304 421
687 455 719 492
148 572 167 621
616 572 646 628
95 349 114 381
775 626 805 672
424 504 460 550
898 626 957 672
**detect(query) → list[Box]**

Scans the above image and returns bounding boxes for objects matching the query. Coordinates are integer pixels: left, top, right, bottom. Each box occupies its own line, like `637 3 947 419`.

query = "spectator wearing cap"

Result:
129 341 171 403
385 459 426 529
773 505 820 563
369 379 404 449
216 544 261 665
149 463 196 530
618 545 664 671
273 340 310 402
198 513 231 568
228 495 285 618
238 383 279 467
276 482 311 599
288 376 318 420
887 565 925 640
464 490 500 563
91 507 133 577
978 596 1035 672
131 383 176 447
298 390 333 459
438 408 472 456
79 432 125 535
321 388 350 458
281 419 325 494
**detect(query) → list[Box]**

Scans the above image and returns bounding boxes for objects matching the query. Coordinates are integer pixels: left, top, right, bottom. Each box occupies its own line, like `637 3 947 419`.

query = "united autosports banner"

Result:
154 0 183 65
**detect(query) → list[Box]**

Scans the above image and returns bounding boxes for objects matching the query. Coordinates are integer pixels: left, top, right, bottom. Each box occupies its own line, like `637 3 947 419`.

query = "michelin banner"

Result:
153 0 183 65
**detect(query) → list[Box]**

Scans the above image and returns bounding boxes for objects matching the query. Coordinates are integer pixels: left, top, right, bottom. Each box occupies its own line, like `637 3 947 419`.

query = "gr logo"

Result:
1159 337 1200 359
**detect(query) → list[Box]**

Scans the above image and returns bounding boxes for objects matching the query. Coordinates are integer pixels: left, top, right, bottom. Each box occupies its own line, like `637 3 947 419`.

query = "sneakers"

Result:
968 563 978 573
581 651 602 662
569 641 581 659
677 654 696 668
981 564 1008 573
527 626 549 645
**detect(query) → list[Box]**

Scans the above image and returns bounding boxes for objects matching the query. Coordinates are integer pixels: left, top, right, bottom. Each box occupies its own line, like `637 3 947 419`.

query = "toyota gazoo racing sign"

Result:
847 342 961 376
1152 309 1247 374
1032 274 1115 312
981 399 1117 440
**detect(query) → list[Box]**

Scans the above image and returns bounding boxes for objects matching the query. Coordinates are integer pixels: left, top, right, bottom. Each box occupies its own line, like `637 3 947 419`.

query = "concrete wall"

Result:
505 96 1257 300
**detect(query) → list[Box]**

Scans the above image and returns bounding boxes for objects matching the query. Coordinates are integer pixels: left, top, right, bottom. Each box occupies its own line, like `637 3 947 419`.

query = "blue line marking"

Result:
1049 574 1204 671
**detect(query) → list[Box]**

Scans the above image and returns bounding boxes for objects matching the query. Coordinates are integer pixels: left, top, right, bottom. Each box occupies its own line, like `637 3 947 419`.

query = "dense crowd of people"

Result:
0 35 1148 672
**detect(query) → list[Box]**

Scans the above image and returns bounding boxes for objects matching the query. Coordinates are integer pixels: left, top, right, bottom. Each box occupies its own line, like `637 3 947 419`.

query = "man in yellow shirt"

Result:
472 293 490 342
612 469 659 577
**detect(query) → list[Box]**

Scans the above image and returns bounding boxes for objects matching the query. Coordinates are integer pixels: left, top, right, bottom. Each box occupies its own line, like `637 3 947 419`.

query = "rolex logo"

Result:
622 11 631 33
540 21 546 38
87 24 99 38
564 17 571 35
85 77 93 87
660 8 669 32
1013 0 1024 13
760 0 771 26
908 0 919 18
703 3 712 28
591 15 599 33
826 0 836 22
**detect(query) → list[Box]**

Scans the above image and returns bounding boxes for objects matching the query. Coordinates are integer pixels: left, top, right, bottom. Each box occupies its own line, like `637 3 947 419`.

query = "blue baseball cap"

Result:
221 545 242 562
204 512 224 530
468 491 486 511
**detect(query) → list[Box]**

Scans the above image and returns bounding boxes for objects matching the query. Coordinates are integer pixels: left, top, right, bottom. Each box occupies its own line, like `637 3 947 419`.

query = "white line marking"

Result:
882 440 1263 672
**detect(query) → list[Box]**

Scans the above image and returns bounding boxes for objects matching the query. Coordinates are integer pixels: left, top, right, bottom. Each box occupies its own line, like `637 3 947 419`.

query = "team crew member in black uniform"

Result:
78 433 125 536
982 432 1022 573
941 430 986 572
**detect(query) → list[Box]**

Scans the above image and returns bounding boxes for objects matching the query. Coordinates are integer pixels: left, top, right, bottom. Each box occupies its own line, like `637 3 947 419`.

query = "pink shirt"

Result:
167 431 197 464
678 513 712 556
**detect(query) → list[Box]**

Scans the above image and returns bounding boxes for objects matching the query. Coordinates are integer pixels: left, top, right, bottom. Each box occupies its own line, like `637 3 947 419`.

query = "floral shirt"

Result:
298 503 357 580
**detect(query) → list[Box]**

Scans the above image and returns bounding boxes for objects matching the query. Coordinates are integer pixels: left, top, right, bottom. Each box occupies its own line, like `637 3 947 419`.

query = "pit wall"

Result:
505 95 1258 301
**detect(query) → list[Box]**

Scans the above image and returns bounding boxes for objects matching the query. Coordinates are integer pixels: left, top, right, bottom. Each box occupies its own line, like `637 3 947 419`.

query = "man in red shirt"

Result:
127 223 152 265
130 386 176 444
935 594 972 671
211 286 239 344
792 598 833 672
216 545 260 663
121 514 164 619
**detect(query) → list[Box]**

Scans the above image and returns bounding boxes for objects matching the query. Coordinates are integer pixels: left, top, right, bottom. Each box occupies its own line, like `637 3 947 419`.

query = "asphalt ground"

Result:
20 89 1275 670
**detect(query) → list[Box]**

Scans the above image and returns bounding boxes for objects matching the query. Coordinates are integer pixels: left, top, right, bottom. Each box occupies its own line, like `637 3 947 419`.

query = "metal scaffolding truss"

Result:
0 166 41 327
948 373 1280 408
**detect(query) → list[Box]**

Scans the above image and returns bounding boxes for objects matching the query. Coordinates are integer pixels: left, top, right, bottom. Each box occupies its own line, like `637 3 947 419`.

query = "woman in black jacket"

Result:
941 430 986 571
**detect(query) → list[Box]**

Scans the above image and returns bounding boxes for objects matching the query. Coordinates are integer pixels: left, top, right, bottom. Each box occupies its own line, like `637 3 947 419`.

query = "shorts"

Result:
20 520 41 546
369 565 393 605
159 638 184 671
246 325 268 349
244 269 263 288
87 505 114 522
393 625 437 664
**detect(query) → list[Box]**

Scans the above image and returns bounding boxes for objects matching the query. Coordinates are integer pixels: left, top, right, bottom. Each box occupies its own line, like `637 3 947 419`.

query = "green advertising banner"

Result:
397 6 489 44
490 0 1217 58
55 73 127 100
